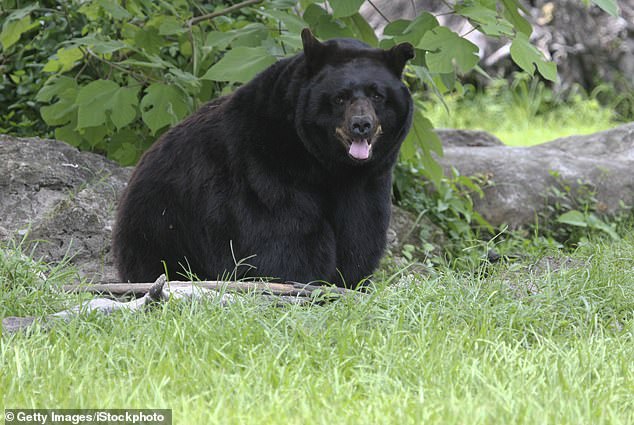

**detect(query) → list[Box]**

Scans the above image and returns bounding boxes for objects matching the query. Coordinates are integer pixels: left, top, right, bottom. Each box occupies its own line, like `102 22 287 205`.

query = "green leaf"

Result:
111 143 140 166
78 1 102 21
556 210 588 227
586 214 620 240
205 31 239 50
168 67 201 92
0 15 37 50
303 4 353 40
202 46 277 83
418 27 479 74
36 76 78 102
81 124 109 148
329 0 365 18
440 72 456 92
455 4 514 37
98 0 132 20
383 19 411 37
4 3 39 21
205 25 269 51
42 47 84 73
270 0 297 8
140 83 190 134
383 13 439 46
37 77 79 126
591 0 619 16
135 53 172 69
69 36 128 54
158 16 187 35
40 101 77 126
75 80 119 128
501 0 532 36
277 33 303 52
134 27 163 55
404 12 440 41
402 109 444 187
54 115 83 147
1 3 40 51
414 67 449 112
110 129 143 165
510 33 557 81
75 80 139 130
119 59 166 69
257 9 307 34
341 13 378 46
230 24 270 48
108 86 140 129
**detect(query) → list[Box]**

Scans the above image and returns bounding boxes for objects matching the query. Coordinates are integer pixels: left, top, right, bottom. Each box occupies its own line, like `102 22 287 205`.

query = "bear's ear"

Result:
301 28 328 73
385 42 415 77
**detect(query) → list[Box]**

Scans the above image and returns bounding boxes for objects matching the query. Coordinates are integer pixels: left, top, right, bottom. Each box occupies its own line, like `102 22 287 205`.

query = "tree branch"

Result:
63 280 354 297
187 0 264 27
3 276 359 333
367 0 391 24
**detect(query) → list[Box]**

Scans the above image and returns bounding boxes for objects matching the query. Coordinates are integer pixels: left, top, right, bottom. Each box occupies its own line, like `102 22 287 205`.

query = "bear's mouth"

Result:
335 125 382 161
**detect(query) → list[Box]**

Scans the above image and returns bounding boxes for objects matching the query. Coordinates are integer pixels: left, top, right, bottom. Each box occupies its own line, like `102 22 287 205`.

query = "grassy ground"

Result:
423 79 618 146
1 82 630 423
2 231 633 424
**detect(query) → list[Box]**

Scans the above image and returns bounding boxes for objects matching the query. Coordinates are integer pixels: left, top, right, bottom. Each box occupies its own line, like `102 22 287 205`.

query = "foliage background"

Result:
1 0 589 169
0 0 622 250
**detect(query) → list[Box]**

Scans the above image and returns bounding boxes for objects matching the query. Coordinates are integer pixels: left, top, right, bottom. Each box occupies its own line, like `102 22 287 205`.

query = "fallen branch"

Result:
187 0 264 27
2 275 358 334
62 280 352 298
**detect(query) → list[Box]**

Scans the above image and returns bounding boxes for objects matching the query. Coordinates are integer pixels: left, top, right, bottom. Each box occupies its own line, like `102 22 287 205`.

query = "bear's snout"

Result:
345 98 378 140
350 115 374 138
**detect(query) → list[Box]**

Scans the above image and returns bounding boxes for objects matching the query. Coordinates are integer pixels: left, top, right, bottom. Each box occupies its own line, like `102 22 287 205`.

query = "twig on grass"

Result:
62 279 352 297
2 275 358 334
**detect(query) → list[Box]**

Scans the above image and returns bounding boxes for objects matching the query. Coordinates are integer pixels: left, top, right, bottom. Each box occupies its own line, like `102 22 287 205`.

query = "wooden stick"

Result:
187 0 264 26
3 277 358 333
62 280 354 298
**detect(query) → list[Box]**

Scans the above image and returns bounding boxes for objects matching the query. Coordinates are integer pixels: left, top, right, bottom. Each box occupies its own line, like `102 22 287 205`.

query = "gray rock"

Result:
0 135 132 282
437 123 634 228
435 129 504 147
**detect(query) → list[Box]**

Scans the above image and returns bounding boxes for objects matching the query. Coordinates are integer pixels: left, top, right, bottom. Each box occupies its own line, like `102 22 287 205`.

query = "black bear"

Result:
113 29 414 288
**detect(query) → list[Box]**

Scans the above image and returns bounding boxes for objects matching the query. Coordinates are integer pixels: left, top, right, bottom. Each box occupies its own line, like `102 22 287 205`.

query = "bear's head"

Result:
295 29 414 169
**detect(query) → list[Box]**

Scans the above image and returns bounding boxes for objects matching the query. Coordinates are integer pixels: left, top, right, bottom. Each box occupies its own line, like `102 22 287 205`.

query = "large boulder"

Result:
436 123 634 228
0 135 132 282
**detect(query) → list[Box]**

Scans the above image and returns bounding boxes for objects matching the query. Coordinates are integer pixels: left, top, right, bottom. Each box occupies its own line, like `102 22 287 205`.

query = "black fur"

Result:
113 30 414 288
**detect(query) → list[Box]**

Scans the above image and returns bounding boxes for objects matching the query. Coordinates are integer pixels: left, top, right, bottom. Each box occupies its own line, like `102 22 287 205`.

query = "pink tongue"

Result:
349 139 370 160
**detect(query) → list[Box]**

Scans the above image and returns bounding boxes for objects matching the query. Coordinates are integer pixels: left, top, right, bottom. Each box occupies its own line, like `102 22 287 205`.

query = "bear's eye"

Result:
333 96 345 105
371 92 384 102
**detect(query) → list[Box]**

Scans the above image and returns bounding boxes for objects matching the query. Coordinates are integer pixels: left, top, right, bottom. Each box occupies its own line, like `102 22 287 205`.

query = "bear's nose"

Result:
350 115 373 138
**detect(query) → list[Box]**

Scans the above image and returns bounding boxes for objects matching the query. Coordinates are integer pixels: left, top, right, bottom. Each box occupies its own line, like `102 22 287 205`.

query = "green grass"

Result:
0 86 630 422
423 78 619 146
2 232 633 424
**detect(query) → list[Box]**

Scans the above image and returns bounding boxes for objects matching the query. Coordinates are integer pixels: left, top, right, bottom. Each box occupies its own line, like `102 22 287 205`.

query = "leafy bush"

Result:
543 171 621 243
0 0 620 256
0 0 570 173
394 159 494 262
